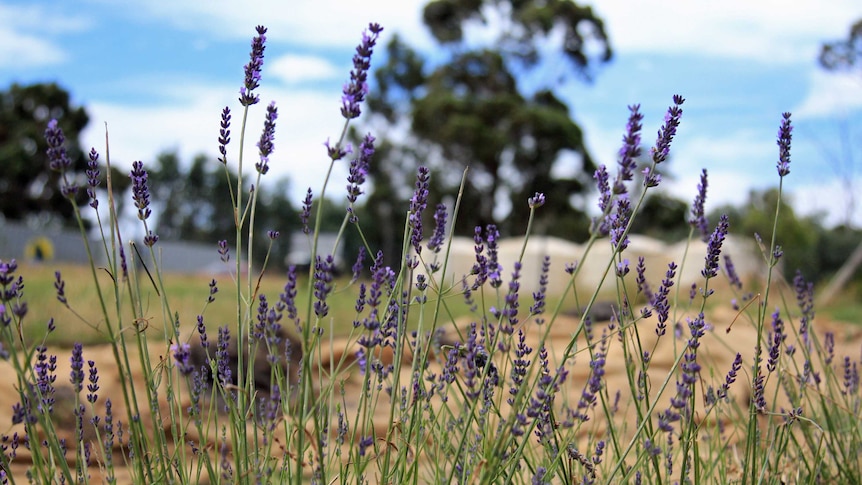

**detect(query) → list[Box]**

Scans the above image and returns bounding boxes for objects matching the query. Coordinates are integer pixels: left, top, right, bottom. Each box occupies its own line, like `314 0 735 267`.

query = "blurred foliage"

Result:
358 0 612 263
630 191 690 242
0 83 89 226
149 151 297 270
819 18 862 73
708 188 862 282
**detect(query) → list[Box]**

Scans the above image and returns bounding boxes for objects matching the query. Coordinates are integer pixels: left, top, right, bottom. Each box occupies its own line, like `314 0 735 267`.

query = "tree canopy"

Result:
0 83 90 226
359 0 613 260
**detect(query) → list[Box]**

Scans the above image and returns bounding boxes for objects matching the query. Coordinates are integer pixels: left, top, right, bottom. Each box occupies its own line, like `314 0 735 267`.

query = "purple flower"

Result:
216 326 232 387
609 194 632 251
44 119 77 197
793 270 815 348
717 353 743 400
702 214 729 278
341 23 384 120
530 256 551 319
130 161 152 221
723 254 742 289
313 255 335 317
615 104 644 194
528 192 546 208
281 265 299 322
427 204 448 256
654 262 677 336
239 25 267 106
843 356 859 395
776 112 792 177
45 119 71 172
767 309 785 372
87 360 99 404
300 188 313 234
508 329 532 405
171 342 194 376
218 106 231 164
689 169 709 242
256 101 277 174
217 240 230 263
594 164 611 212
347 134 375 205
408 166 431 256
641 166 661 188
54 271 67 305
651 95 685 165
70 342 84 393
86 148 100 209
351 247 366 283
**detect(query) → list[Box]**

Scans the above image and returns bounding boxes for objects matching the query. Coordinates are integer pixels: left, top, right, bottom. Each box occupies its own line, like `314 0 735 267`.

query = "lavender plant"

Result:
0 22 859 485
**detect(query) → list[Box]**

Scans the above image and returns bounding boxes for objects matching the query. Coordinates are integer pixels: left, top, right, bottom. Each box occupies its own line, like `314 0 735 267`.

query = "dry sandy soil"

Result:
2 305 859 483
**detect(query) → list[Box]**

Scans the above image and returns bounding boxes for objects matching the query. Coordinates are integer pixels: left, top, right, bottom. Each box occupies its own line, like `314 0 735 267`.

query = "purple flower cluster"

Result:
86 148 100 209
313 255 335 318
528 192 546 208
767 309 785 372
499 262 522 334
689 169 710 242
776 112 792 177
471 224 502 289
240 25 267 106
702 214 729 279
650 95 685 165
427 204 448 256
341 23 383 120
218 107 231 164
616 104 644 193
68 342 85 395
171 342 194 376
652 262 677 337
717 353 743 400
44 119 77 197
130 161 158 245
408 166 431 259
256 101 278 174
346 134 376 207
793 270 815 348
508 329 532 406
529 256 551 322
300 188 313 234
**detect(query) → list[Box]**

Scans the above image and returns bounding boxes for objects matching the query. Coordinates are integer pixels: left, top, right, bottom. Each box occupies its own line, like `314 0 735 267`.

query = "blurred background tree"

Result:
357 0 613 262
0 83 90 227
149 151 297 270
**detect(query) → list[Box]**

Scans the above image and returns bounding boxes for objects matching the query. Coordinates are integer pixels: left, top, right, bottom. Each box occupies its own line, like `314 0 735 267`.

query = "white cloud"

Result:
593 0 862 64
0 29 66 68
115 0 434 50
269 54 339 84
794 69 862 119
0 4 91 68
793 176 862 227
80 80 354 203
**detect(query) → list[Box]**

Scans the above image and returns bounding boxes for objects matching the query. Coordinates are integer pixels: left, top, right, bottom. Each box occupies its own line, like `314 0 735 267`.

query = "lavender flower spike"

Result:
776 112 792 177
217 106 231 164
614 104 644 194
240 26 268 106
689 169 709 242
346 133 376 205
256 101 277 174
702 214 729 279
341 23 384 120
130 161 152 221
651 94 685 165
44 119 77 197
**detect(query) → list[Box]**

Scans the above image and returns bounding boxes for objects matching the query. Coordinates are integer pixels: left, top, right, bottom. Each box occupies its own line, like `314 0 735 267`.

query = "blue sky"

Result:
3 0 862 228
